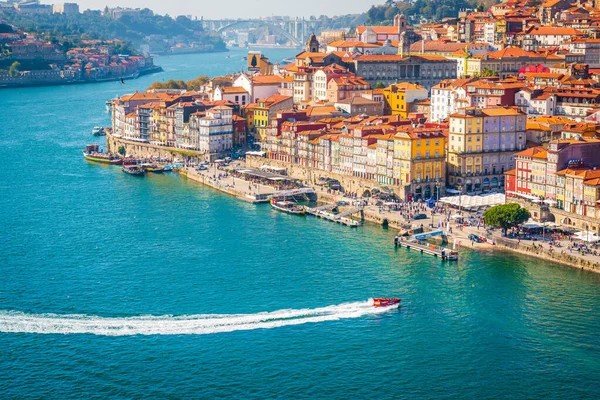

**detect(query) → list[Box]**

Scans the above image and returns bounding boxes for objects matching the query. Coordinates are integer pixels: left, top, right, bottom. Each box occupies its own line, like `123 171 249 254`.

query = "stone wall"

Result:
508 197 600 233
106 133 209 163
496 237 600 273
246 155 407 198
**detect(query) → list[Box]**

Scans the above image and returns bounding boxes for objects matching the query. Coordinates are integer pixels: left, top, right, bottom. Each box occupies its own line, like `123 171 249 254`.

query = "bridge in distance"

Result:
200 18 318 46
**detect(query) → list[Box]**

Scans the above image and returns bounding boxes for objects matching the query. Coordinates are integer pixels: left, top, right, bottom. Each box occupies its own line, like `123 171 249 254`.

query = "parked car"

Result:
413 213 428 220
468 234 484 243
196 165 208 171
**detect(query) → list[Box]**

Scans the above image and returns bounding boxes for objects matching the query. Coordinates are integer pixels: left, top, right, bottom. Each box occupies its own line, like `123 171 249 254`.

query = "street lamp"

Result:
457 183 463 214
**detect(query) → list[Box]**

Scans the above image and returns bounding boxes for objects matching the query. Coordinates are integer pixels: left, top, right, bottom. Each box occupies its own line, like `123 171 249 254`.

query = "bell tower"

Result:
306 33 320 53
394 14 407 34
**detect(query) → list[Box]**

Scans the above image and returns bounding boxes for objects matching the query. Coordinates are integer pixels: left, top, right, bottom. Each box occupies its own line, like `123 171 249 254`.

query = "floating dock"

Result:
304 206 361 227
394 235 458 261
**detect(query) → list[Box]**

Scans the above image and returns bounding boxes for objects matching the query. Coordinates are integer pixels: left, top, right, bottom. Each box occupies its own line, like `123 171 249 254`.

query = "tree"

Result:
8 61 21 77
117 145 126 156
484 204 531 235
481 66 498 77
250 55 257 68
375 81 386 89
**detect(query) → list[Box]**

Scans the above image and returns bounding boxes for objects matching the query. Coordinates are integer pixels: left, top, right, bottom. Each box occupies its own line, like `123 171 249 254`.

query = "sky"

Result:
68 0 382 19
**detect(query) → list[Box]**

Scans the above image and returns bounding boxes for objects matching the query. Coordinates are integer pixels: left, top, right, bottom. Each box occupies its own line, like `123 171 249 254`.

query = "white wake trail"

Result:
0 300 399 336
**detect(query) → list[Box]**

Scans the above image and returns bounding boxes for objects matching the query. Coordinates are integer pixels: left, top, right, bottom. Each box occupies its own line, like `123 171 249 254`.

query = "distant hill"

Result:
0 8 226 54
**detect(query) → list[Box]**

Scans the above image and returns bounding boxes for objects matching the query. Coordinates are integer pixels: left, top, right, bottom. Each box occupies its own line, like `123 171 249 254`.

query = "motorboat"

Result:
92 126 106 136
373 298 401 307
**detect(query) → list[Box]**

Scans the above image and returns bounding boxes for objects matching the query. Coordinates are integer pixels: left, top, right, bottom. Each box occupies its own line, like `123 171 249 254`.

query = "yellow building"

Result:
247 51 273 75
448 106 526 193
383 82 428 118
530 150 548 197
251 94 294 141
393 127 446 200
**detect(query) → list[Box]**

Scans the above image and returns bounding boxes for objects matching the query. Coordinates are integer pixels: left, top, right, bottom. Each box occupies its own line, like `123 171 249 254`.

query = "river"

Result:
1 48 600 399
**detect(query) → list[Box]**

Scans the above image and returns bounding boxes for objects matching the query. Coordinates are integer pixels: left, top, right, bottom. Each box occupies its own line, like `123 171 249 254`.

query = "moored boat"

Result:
373 298 401 307
271 199 305 215
92 126 106 136
141 163 165 173
83 144 122 165
122 165 145 176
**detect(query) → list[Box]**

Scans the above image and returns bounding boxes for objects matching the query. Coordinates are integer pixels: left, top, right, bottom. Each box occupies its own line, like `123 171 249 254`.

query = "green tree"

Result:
484 204 531 235
481 66 498 77
117 145 126 156
8 61 21 77
375 81 386 89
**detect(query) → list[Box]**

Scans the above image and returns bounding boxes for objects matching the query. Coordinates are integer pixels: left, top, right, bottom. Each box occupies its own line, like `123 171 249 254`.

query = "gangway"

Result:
335 207 363 220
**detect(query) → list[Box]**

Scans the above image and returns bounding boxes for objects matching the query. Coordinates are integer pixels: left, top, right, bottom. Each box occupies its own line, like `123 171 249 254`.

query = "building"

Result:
447 107 527 193
247 51 274 75
334 96 383 117
353 54 457 89
213 86 249 105
252 94 294 141
52 3 79 14
327 75 370 103
188 106 233 155
233 74 283 103
430 77 477 122
382 82 428 118
394 127 447 200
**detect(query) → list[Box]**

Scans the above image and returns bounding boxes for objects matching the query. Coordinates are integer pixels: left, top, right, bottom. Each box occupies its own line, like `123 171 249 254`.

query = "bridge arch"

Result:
215 20 303 46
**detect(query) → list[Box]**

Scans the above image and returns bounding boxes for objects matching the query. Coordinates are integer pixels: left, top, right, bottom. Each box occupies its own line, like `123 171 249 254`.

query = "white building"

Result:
233 74 283 102
515 88 556 116
189 106 233 154
430 78 476 122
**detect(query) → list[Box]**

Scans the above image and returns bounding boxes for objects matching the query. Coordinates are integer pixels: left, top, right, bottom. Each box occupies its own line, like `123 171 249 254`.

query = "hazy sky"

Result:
66 0 383 19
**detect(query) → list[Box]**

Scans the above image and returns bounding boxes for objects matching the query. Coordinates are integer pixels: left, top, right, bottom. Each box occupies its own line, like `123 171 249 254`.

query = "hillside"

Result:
0 8 226 54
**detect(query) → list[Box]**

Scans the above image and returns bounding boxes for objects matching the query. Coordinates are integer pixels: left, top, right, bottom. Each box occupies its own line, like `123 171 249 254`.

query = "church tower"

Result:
394 14 407 34
306 33 320 53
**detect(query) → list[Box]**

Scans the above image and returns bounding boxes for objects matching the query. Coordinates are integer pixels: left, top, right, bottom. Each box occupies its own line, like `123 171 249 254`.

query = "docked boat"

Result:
83 144 122 165
92 126 106 136
141 163 165 173
373 298 401 307
105 100 112 113
270 199 305 215
122 165 145 176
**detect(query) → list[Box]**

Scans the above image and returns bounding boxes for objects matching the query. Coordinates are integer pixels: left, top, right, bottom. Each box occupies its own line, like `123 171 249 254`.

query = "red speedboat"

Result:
373 298 401 307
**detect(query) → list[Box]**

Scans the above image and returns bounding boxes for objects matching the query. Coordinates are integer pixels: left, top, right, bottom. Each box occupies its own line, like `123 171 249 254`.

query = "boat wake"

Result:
0 300 398 336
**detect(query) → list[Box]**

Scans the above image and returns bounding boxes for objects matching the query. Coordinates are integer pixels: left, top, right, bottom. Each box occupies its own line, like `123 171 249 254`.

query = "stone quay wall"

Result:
106 133 208 163
508 197 600 234
495 237 600 273
245 156 401 198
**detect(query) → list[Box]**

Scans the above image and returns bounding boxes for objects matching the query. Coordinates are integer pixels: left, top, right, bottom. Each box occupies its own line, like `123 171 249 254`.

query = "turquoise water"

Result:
1 49 600 398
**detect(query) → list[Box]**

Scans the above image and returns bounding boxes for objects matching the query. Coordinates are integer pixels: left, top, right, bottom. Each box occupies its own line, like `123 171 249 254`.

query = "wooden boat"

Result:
270 199 305 215
141 163 165 173
122 165 145 176
83 144 122 165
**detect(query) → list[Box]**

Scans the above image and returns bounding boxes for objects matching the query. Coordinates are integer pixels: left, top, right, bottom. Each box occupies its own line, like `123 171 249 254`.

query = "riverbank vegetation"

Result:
148 75 211 91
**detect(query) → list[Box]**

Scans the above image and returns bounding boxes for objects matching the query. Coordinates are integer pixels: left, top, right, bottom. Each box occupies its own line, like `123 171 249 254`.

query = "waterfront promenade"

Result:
182 164 277 202
177 160 600 272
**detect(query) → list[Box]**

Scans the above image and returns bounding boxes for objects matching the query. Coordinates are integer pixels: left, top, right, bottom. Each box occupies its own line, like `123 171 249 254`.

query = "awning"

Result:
544 199 557 205
522 220 542 229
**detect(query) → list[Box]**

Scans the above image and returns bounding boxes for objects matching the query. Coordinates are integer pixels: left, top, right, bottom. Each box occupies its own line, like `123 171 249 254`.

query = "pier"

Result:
304 205 361 227
394 234 458 261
